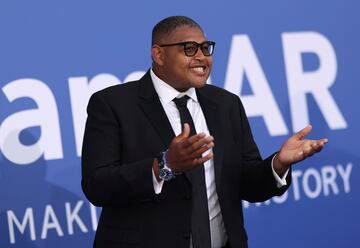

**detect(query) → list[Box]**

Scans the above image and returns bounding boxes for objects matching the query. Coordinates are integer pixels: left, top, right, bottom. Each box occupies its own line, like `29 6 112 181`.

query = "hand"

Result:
273 125 328 175
166 123 214 173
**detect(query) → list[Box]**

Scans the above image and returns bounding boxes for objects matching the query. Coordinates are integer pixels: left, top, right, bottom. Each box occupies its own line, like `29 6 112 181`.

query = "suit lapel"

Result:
196 87 224 188
137 73 223 186
138 71 175 148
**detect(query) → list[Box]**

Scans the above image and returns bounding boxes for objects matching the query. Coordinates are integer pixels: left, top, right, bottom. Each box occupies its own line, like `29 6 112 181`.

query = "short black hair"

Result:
152 16 203 45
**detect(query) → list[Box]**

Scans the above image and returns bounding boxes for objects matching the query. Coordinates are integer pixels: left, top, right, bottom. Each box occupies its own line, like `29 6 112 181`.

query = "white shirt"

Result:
149 69 288 248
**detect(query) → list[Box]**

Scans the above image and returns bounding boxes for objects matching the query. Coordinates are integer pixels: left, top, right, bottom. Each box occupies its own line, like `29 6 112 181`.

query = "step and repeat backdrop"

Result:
0 1 358 247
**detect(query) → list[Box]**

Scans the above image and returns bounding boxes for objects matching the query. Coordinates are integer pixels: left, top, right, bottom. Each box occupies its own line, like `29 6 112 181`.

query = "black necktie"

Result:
173 96 211 248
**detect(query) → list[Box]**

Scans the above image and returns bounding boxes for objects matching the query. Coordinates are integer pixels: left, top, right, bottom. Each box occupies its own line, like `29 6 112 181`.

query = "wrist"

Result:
156 150 176 181
273 153 289 176
152 159 161 182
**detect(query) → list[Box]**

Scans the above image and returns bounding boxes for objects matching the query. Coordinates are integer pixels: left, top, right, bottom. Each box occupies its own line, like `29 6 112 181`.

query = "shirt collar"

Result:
150 69 198 104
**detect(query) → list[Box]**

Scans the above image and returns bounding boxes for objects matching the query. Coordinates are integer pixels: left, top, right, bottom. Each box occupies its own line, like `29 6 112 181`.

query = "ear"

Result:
151 45 165 66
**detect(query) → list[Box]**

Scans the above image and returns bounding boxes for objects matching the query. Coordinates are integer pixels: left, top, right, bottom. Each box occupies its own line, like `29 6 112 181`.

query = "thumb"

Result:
178 123 190 139
295 124 312 140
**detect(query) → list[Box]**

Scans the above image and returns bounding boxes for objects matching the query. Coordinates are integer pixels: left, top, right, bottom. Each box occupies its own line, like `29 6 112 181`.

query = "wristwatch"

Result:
157 150 176 181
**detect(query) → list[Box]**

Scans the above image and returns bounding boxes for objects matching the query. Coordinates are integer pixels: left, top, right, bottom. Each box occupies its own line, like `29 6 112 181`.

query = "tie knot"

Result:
173 95 189 108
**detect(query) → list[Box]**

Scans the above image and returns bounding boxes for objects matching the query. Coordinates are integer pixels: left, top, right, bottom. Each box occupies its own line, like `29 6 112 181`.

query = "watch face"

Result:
159 168 174 181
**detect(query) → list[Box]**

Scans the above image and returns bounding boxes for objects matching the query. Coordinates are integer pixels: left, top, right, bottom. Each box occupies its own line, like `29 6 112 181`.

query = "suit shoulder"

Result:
92 80 140 99
87 79 143 111
201 84 239 101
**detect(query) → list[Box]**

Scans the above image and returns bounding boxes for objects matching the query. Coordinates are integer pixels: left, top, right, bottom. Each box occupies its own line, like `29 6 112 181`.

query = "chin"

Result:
193 79 208 88
196 82 207 88
188 76 208 88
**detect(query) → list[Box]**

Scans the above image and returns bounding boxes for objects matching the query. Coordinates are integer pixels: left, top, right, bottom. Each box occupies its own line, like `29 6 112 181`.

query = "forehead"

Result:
165 27 206 43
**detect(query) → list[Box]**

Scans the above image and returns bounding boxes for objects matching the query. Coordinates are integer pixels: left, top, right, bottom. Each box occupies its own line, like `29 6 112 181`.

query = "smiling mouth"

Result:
190 66 206 73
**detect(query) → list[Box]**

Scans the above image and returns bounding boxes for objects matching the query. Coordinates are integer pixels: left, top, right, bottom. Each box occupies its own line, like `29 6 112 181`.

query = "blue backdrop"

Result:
0 1 358 247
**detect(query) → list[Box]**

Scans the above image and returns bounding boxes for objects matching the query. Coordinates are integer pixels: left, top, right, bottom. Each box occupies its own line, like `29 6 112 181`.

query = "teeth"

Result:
191 67 204 72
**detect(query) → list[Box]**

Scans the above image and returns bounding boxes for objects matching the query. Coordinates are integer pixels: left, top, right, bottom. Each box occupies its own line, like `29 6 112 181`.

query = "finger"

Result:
303 141 323 157
174 151 214 172
184 135 214 152
178 123 190 139
312 138 328 146
320 138 329 144
303 145 312 156
173 139 214 168
189 141 215 159
312 142 325 153
295 124 313 140
309 138 328 152
181 132 207 148
295 150 305 161
192 152 214 165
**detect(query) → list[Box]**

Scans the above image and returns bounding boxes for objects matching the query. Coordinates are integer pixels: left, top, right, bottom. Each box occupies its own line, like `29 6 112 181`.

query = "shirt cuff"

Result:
152 167 164 194
271 154 289 188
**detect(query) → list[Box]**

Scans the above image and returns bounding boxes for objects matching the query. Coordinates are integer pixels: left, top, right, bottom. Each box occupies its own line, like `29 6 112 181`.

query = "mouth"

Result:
189 66 207 74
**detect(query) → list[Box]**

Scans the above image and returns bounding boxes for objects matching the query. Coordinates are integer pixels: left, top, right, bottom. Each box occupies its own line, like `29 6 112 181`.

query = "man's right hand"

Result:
166 123 214 173
152 123 214 182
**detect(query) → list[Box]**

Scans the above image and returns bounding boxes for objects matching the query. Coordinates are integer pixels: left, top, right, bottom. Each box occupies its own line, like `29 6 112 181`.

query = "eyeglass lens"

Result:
184 42 214 56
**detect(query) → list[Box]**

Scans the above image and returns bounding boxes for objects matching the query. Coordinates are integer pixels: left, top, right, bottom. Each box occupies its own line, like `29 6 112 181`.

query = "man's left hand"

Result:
273 125 328 175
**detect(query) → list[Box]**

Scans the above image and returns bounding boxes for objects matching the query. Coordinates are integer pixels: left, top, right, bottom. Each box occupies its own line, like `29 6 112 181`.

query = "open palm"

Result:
277 125 328 167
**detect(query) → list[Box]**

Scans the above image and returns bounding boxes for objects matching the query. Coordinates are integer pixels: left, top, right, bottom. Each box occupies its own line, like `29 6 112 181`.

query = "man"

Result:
81 16 327 248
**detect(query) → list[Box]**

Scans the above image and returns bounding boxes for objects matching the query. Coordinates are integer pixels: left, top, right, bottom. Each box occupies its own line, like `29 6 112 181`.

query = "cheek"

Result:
174 58 191 73
207 57 213 67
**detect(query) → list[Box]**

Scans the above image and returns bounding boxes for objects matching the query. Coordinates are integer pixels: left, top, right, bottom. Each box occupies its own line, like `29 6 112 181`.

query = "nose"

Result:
193 46 205 59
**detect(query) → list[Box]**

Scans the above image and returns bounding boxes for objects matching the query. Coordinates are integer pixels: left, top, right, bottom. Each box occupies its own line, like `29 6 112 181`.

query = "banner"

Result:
0 1 358 247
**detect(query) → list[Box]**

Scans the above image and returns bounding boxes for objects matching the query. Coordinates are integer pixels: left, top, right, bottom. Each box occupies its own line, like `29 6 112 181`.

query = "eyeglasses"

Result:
159 41 216 57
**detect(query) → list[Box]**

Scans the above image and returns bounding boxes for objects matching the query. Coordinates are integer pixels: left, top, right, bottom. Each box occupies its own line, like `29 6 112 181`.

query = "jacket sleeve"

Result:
81 92 156 207
231 96 291 202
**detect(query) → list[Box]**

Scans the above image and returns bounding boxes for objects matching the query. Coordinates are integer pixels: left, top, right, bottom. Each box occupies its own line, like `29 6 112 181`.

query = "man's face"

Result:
155 27 213 91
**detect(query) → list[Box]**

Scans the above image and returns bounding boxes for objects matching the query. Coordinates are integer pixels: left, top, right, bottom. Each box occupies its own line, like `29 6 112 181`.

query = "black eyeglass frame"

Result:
158 41 216 57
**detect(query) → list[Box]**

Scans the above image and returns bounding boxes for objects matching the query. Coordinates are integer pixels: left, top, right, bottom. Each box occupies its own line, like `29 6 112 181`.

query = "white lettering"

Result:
123 71 145 83
90 203 99 231
68 74 121 156
7 208 36 244
0 79 63 164
272 191 288 204
337 163 352 193
292 170 303 201
65 201 88 235
224 35 288 136
282 32 347 132
41 205 64 239
302 168 322 199
243 163 352 209
321 166 339 196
